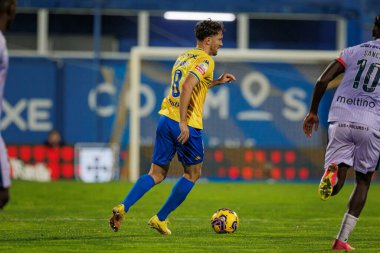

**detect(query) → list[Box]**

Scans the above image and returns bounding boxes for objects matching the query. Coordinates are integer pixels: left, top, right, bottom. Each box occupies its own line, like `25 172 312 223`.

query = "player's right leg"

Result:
110 116 175 232
148 214 172 235
109 165 168 232
149 164 201 235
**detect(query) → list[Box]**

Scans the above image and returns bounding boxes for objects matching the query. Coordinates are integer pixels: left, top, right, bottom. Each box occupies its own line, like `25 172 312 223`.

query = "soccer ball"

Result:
211 208 239 234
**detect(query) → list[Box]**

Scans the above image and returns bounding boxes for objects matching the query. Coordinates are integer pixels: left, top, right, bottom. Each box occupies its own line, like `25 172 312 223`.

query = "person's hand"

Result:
303 112 319 137
177 121 190 144
217 72 236 84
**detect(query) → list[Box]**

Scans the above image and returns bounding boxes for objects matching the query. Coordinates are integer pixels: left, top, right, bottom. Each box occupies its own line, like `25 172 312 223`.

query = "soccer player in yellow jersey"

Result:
110 20 236 235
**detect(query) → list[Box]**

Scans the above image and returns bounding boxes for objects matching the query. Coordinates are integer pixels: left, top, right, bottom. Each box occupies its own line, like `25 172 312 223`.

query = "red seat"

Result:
284 150 296 164
214 150 224 162
298 168 309 180
7 145 17 158
47 162 60 180
255 150 266 163
61 163 74 179
46 147 60 162
270 150 281 164
33 145 46 162
228 166 239 179
271 167 281 180
242 166 253 180
244 151 254 163
285 167 296 180
19 145 32 162
61 146 74 162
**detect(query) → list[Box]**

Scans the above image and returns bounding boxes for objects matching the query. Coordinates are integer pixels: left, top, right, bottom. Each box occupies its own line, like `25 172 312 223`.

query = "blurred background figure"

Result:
44 129 65 148
0 0 16 209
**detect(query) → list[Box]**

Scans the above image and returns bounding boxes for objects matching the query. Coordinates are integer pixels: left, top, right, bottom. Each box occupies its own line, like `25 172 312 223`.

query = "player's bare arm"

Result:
303 60 345 137
178 73 199 144
209 72 236 88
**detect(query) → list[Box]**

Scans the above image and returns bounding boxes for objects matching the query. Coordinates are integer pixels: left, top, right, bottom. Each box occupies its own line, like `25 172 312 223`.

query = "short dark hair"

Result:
375 14 380 29
0 0 13 11
194 19 224 41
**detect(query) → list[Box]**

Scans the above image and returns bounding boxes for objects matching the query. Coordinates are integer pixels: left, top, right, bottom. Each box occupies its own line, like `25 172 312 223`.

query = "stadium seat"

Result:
298 168 309 180
271 150 282 164
285 167 296 180
244 151 254 163
19 145 32 162
242 166 253 180
33 145 46 162
61 163 74 179
214 150 224 162
61 146 74 162
255 150 266 163
271 167 281 180
228 166 239 179
7 145 17 158
46 147 60 163
285 150 296 164
47 162 60 180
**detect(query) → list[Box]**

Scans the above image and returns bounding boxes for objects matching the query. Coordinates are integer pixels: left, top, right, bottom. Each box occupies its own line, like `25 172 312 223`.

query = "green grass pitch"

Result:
1 180 380 252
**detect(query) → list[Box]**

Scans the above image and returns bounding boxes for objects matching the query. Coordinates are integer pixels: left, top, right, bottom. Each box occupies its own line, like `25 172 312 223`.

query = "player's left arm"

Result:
209 72 236 88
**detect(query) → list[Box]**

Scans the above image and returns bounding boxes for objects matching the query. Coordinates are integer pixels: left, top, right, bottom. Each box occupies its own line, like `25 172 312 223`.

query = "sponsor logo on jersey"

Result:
336 95 376 108
195 62 209 76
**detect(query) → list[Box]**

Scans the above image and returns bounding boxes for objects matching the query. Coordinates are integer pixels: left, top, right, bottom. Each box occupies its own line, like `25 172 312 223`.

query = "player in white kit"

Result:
0 0 16 210
303 14 380 251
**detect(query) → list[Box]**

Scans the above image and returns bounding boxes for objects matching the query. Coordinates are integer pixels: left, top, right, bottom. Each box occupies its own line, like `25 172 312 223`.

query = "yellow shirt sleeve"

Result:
189 56 214 82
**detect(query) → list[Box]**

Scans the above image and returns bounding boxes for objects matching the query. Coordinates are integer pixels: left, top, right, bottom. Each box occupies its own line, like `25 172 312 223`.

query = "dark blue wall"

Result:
3 57 127 144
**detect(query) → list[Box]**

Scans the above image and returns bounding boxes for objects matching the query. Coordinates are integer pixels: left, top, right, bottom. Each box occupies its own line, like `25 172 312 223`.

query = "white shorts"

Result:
324 121 380 174
0 136 10 188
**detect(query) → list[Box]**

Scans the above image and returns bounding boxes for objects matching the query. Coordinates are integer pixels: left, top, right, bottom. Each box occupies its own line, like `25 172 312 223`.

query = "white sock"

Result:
336 213 358 242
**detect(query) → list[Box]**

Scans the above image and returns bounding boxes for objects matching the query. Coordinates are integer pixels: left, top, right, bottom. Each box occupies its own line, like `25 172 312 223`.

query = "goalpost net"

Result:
123 47 340 182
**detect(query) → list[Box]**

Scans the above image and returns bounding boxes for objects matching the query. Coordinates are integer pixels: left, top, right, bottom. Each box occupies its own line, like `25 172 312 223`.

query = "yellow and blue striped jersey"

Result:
158 48 215 129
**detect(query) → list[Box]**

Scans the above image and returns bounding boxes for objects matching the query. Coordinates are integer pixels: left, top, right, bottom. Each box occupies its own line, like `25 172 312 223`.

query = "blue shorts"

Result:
152 116 204 166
